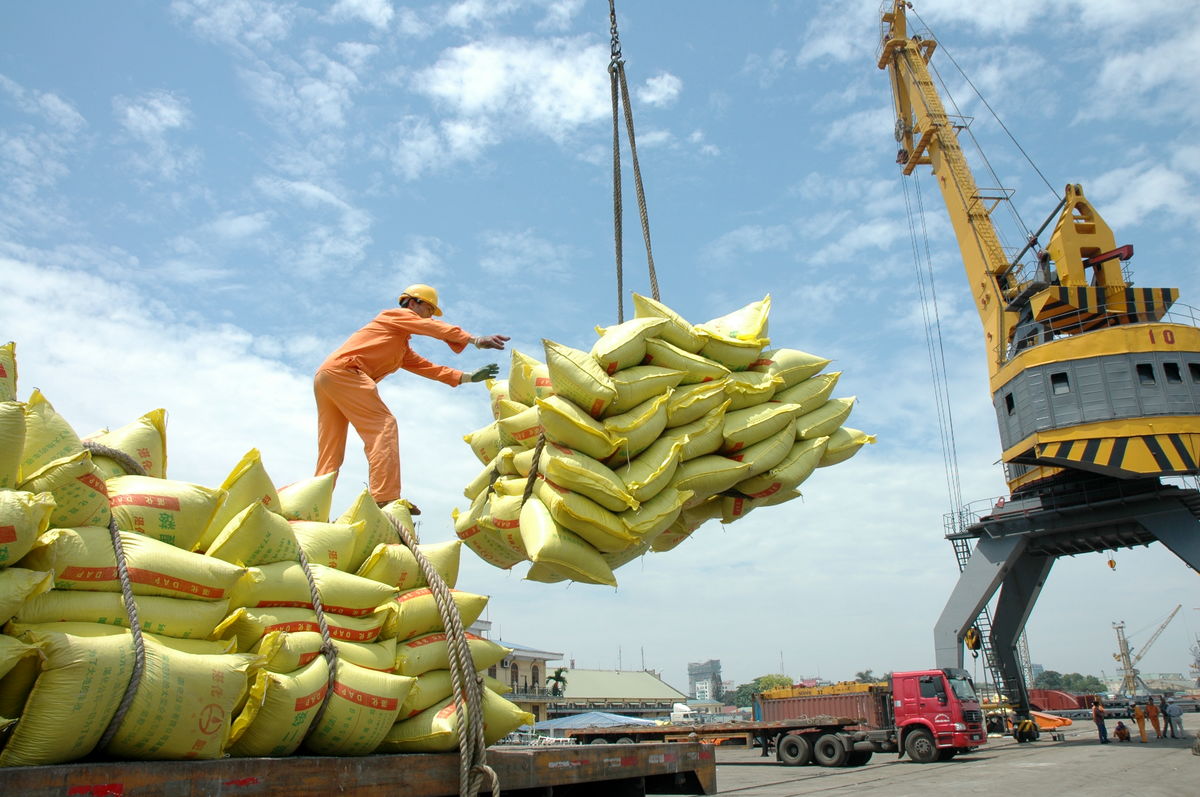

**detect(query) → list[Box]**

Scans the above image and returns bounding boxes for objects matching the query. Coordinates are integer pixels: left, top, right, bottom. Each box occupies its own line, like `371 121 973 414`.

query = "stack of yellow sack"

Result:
455 295 875 585
0 341 531 767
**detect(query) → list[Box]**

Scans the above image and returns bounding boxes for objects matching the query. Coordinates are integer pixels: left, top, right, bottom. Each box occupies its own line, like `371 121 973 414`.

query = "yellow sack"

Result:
229 561 398 617
387 588 489 641
107 474 227 551
698 295 771 341
381 688 533 752
23 526 248 601
20 450 111 529
292 518 367 571
463 420 503 465
393 631 509 678
750 348 831 388
524 562 567 583
607 365 686 416
735 436 829 498
665 379 729 429
643 337 730 384
651 497 722 552
591 317 668 375
497 403 542 449
464 450 507 500
215 606 389 651
86 408 168 480
15 590 229 640
0 567 55 625
536 395 623 461
398 671 510 719
796 396 856 440
537 442 638 512
603 392 671 463
0 489 55 566
671 456 752 505
721 488 802 523
277 472 336 522
205 501 301 567
228 656 329 756
519 495 616 586
494 397 528 422
621 486 692 541
250 631 396 674
660 402 730 461
485 491 527 558
338 490 405 570
544 340 616 418
0 629 132 766
486 378 511 419
614 437 685 504
453 493 525 569
533 477 635 553
721 402 801 453
725 371 782 410
201 448 282 551
725 420 797 479
507 349 552 406
697 333 766 372
337 636 399 672
819 427 876 467
14 627 255 762
0 341 15 402
632 293 705 352
0 632 38 684
601 538 652 571
773 371 841 416
1 400 24 489
356 539 461 592
303 660 414 755
19 390 84 484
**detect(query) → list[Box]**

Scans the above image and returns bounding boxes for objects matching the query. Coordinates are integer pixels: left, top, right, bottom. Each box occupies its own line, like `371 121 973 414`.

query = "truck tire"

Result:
588 737 609 745
904 729 938 763
777 734 811 766
616 737 636 745
812 733 848 767
846 750 873 766
935 748 957 761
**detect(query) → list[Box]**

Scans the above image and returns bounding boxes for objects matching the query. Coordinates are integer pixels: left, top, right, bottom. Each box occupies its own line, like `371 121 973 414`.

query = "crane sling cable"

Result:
609 0 660 323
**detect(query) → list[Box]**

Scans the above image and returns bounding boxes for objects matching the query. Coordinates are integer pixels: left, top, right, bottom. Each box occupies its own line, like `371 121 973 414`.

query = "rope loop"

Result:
96 515 147 751
82 440 148 477
296 545 340 730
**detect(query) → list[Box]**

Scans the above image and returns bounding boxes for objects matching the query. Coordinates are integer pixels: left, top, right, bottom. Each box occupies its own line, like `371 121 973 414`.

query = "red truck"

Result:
755 668 987 765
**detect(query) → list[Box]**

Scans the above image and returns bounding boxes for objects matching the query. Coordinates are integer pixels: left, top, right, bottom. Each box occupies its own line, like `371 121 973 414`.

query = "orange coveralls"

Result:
314 307 471 503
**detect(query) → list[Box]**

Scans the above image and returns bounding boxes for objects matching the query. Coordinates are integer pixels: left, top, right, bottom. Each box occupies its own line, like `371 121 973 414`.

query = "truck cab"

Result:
890 669 986 759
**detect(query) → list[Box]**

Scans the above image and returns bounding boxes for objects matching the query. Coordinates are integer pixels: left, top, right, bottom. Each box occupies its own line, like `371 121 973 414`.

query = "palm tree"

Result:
854 670 877 683
546 667 568 697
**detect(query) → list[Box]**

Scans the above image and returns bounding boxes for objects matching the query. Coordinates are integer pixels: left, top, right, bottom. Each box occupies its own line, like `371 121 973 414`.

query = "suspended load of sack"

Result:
455 296 875 585
0 341 531 767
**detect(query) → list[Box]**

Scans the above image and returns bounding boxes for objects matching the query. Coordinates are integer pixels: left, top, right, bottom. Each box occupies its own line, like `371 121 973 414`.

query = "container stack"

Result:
455 295 875 585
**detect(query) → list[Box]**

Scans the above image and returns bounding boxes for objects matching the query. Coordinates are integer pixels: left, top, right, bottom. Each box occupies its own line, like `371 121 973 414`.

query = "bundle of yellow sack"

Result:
0 341 530 767
455 296 875 586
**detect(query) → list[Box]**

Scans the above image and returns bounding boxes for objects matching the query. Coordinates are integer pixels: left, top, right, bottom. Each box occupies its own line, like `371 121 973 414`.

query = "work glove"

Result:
472 334 510 350
467 364 500 383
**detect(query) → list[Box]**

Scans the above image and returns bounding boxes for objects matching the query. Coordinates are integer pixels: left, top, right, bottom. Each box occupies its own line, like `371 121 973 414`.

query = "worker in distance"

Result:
314 283 509 514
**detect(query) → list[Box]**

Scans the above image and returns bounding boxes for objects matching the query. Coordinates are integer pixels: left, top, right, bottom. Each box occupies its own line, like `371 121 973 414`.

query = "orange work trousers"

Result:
314 366 400 504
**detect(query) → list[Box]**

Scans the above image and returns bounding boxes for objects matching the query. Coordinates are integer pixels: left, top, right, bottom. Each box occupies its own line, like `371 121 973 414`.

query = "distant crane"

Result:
1112 605 1182 696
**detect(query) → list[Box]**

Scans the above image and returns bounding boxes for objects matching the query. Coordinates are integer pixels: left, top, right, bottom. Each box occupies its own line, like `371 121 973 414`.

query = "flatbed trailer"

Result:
0 743 716 797
566 719 867 759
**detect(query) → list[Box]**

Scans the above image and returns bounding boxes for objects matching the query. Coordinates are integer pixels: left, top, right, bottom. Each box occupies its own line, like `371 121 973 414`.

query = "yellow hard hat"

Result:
398 283 442 316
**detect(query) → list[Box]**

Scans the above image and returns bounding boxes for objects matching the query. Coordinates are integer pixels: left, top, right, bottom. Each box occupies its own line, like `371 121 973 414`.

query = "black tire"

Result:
588 737 609 745
846 750 874 766
812 733 848 767
935 748 957 761
616 737 636 745
904 729 938 763
777 734 811 766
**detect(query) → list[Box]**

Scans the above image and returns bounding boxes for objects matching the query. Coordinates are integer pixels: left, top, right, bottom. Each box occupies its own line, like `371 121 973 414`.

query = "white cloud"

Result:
393 235 452 285
0 74 87 133
112 90 197 180
253 176 372 275
329 0 394 30
637 72 682 107
688 129 719 157
1089 161 1198 232
704 224 793 264
170 0 296 54
635 129 671 149
206 211 273 241
478 228 574 278
336 41 380 71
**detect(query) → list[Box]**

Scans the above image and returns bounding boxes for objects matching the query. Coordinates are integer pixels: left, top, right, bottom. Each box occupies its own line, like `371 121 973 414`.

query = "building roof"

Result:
559 669 688 701
533 711 659 731
492 640 563 661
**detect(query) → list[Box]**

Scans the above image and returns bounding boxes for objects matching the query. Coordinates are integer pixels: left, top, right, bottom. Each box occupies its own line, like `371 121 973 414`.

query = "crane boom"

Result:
879 0 1200 494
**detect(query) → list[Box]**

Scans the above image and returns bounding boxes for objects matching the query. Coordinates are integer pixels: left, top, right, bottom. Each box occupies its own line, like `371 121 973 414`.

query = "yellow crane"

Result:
1113 604 1182 696
878 1 1200 717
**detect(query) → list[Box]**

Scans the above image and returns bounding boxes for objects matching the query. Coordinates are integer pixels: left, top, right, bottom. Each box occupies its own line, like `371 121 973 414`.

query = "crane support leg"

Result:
990 553 1054 715
933 534 1029 670
1140 505 1200 570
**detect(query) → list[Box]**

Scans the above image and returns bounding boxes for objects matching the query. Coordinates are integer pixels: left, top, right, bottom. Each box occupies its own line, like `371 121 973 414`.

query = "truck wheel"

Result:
935 748 957 761
904 729 938 763
812 733 848 767
777 734 811 766
616 737 636 745
588 737 609 745
846 750 873 766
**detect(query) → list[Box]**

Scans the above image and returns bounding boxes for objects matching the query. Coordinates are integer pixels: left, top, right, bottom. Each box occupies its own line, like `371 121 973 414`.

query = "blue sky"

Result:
3 0 1198 693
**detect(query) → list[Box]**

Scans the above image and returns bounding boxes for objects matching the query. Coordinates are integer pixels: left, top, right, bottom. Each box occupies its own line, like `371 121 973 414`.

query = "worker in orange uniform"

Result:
1132 701 1148 743
1146 697 1162 738
314 284 509 513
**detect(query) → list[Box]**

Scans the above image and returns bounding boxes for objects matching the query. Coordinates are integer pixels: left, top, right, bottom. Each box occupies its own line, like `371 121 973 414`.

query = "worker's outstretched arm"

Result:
462 364 500 385
471 334 510 350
